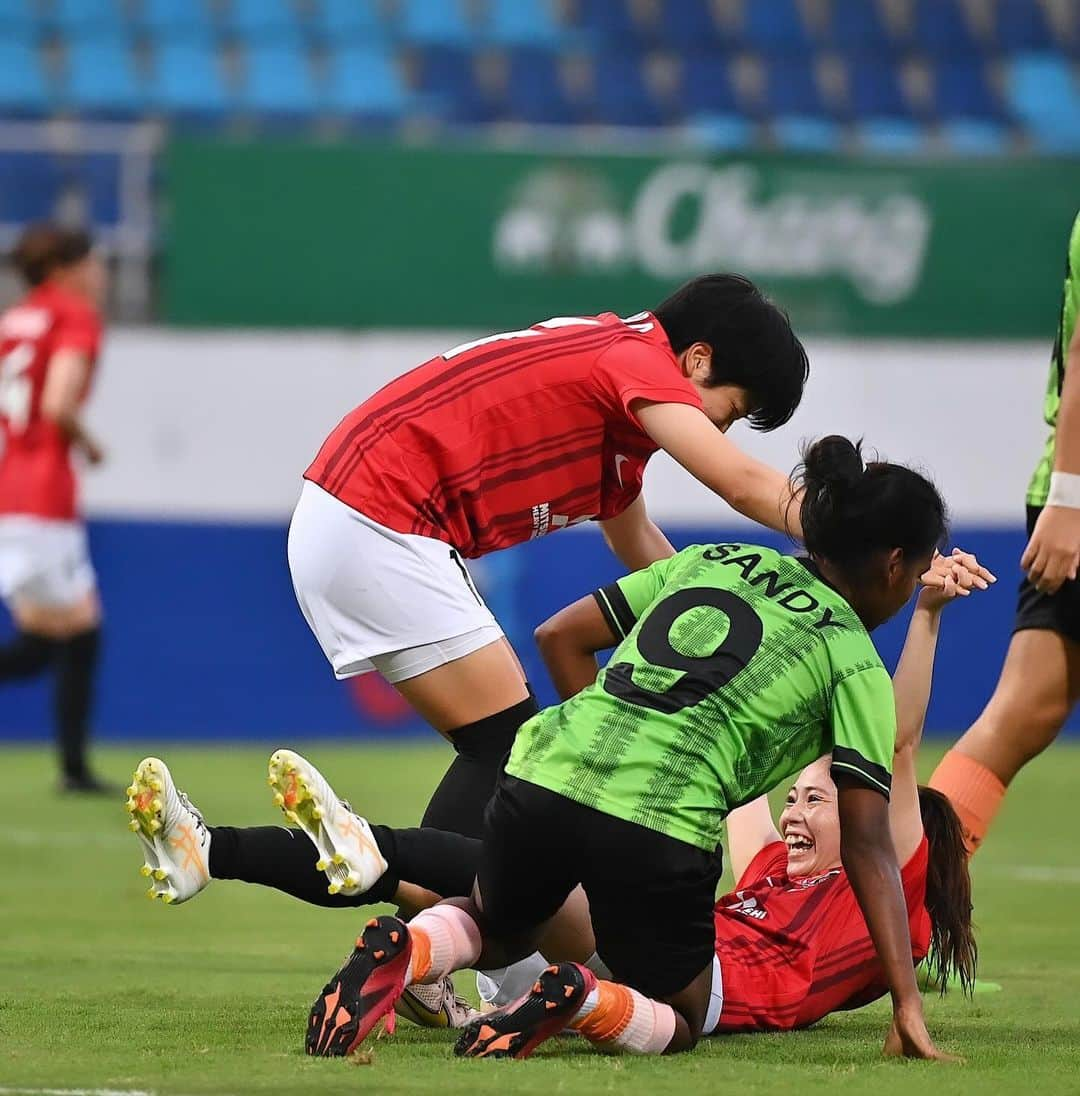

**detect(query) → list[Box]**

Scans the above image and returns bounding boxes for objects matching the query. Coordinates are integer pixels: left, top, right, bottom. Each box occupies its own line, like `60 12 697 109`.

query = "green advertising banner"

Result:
164 139 1080 336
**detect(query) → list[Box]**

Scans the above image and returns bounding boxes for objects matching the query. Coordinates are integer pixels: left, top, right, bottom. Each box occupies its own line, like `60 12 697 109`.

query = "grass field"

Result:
2 741 1079 1096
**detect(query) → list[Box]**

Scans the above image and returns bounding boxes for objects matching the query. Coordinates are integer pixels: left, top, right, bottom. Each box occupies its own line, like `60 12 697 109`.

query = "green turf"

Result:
2 741 1078 1095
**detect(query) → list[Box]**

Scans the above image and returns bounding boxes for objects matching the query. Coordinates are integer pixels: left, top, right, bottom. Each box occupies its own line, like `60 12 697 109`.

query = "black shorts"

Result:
477 773 722 1000
1015 505 1080 644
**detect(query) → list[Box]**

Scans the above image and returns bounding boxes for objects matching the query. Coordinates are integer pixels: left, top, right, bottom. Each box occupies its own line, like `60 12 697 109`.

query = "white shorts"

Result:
0 516 97 609
287 481 504 683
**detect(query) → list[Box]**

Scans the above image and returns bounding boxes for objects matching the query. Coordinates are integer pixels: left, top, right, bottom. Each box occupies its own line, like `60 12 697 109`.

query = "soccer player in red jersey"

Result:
0 224 109 792
290 274 809 841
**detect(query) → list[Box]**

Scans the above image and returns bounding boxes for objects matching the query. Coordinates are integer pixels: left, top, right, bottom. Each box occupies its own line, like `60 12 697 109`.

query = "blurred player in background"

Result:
288 274 809 851
932 211 1080 854
0 224 109 793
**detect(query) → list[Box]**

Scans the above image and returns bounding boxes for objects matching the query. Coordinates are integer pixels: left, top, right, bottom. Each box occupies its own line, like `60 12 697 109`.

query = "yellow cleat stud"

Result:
126 784 137 796
311 807 323 821
161 893 174 904
327 883 341 895
139 865 152 877
345 873 359 888
332 853 345 865
272 792 284 807
151 798 163 812
315 859 328 871
285 810 298 824
128 819 140 831
149 819 161 833
153 869 167 881
146 888 156 899
125 799 136 811
150 780 163 792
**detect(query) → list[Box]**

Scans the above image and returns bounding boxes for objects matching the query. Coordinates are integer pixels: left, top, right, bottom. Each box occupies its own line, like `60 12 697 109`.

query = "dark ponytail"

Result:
919 785 978 996
12 223 92 287
794 436 948 575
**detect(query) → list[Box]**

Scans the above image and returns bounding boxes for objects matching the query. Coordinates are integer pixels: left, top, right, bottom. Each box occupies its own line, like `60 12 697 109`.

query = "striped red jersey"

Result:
0 282 102 520
713 836 931 1033
303 312 702 558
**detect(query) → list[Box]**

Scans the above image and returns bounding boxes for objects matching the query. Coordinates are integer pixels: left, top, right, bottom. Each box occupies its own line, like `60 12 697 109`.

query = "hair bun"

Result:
801 435 864 494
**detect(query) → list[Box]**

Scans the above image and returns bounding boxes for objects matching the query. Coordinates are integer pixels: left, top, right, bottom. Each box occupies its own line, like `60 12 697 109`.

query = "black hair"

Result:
12 224 93 287
795 436 947 574
652 273 809 431
919 785 977 996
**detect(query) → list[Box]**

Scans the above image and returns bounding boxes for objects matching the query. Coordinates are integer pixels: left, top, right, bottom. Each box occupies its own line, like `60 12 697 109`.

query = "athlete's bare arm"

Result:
40 349 103 464
725 796 781 881
1023 321 1080 593
534 595 619 701
838 784 956 1062
633 401 800 538
599 495 676 571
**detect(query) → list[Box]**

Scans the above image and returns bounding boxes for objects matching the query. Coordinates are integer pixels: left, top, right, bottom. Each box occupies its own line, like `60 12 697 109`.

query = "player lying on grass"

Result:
299 435 986 1061
289 274 809 847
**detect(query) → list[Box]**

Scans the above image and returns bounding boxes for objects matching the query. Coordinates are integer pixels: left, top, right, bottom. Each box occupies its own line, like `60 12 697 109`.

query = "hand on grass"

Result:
884 1004 963 1062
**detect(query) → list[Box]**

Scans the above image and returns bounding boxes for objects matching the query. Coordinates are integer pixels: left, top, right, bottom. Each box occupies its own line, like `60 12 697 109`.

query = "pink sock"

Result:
406 905 482 986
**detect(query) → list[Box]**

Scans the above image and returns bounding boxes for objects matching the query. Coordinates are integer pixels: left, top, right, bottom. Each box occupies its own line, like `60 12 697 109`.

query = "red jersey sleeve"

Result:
52 297 101 358
591 338 703 431
735 841 789 890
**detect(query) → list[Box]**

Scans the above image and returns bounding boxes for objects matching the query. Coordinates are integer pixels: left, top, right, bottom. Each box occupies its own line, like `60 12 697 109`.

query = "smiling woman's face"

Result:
778 756 842 877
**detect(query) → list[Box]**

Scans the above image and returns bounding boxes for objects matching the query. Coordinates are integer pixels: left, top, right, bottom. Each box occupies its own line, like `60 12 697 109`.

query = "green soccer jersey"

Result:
507 544 897 851
1029 211 1080 506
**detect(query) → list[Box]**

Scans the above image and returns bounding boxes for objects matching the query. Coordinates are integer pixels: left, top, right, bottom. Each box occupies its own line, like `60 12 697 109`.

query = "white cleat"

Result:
396 976 480 1029
124 757 211 905
266 748 388 898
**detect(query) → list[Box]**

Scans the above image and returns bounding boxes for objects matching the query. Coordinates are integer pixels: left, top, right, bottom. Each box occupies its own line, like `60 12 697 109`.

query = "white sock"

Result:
406 904 482 986
572 981 677 1055
476 952 549 1007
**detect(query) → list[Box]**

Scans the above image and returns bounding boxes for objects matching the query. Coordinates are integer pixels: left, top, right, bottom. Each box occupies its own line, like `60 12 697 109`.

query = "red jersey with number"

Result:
0 282 102 521
304 313 703 559
713 836 931 1032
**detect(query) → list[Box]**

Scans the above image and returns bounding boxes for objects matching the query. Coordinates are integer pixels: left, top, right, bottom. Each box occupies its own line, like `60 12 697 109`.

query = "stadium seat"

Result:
51 0 128 36
415 46 494 123
484 0 563 47
575 0 647 43
325 44 407 118
310 0 386 42
940 118 1009 154
1006 52 1080 152
0 39 50 114
910 0 982 57
932 58 1006 122
991 0 1056 53
591 50 666 126
138 0 215 41
655 0 726 52
847 56 914 119
773 116 842 151
63 35 146 116
686 112 753 149
224 0 303 43
503 48 581 125
147 40 231 118
763 57 840 149
739 0 813 52
0 0 39 36
240 42 320 118
681 51 742 116
398 0 474 47
857 118 926 152
824 0 895 53
81 152 122 226
0 151 62 222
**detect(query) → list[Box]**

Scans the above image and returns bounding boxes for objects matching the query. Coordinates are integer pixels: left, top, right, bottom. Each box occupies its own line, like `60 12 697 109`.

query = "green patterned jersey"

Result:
1029 211 1080 506
507 544 896 851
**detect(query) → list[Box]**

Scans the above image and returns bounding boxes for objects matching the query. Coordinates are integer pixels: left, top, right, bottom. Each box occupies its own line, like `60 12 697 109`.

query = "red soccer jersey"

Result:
0 282 102 521
304 312 703 558
713 837 931 1033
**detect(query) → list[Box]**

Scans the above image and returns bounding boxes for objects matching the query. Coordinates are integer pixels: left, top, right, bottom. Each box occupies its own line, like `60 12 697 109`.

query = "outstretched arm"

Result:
634 402 801 538
726 796 782 882
599 494 676 572
535 596 620 701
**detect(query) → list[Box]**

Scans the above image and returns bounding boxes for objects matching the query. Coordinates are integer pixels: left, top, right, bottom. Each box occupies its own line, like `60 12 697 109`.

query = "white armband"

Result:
1048 471 1080 509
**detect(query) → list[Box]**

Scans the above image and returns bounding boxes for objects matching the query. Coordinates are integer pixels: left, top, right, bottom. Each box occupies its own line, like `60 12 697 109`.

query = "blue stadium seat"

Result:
240 42 320 117
940 118 1009 154
63 35 146 116
0 39 50 114
857 118 926 152
415 46 494 123
592 50 666 126
774 116 842 150
1007 52 1080 152
847 56 913 118
0 0 41 37
485 0 563 47
992 0 1056 52
763 56 828 116
932 58 1006 121
325 43 407 117
825 0 894 53
503 48 581 125
51 0 128 36
81 152 122 226
681 51 741 115
139 0 215 41
310 0 386 42
398 0 473 47
0 152 62 221
740 0 813 52
910 0 982 57
656 0 726 52
686 113 753 149
224 0 303 43
148 40 231 117
576 0 646 43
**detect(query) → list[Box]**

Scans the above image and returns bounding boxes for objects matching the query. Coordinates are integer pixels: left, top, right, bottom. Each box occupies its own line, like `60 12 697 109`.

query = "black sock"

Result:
369 824 481 899
0 630 55 682
53 627 100 780
419 694 540 838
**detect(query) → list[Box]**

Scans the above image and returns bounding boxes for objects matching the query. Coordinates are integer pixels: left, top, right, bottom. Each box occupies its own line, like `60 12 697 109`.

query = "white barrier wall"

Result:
82 329 1051 526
